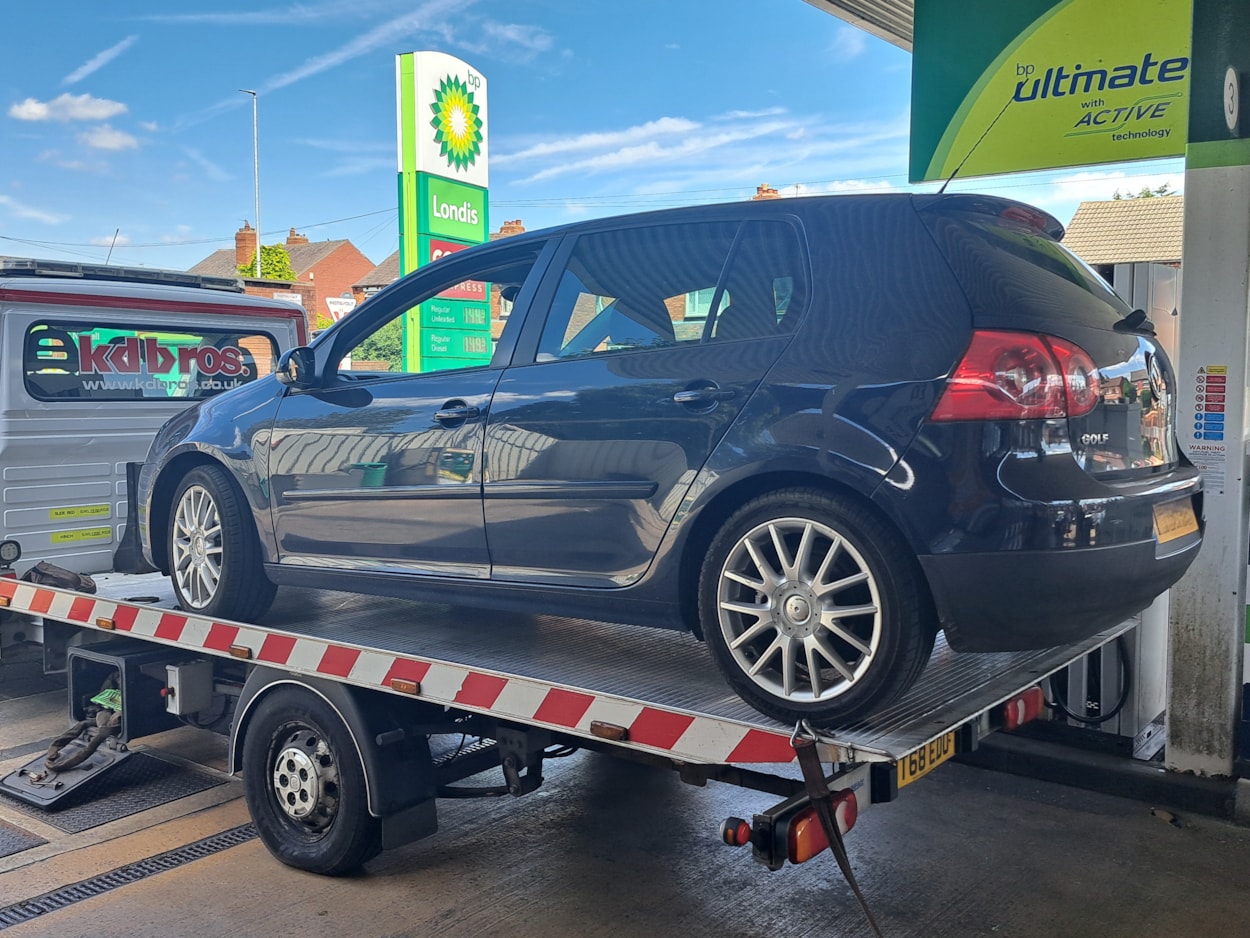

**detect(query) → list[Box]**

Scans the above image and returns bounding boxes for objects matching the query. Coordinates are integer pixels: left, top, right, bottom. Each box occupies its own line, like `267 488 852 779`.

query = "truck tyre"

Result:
699 488 936 725
168 464 275 621
242 686 382 875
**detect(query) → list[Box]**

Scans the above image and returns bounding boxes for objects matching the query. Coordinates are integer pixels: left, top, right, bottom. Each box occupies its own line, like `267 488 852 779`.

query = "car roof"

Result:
487 191 1065 248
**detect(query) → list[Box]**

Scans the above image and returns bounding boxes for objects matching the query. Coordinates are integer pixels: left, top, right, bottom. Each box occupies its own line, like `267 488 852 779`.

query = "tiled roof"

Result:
287 240 350 270
189 239 356 280
188 249 241 279
356 250 400 288
1062 195 1184 265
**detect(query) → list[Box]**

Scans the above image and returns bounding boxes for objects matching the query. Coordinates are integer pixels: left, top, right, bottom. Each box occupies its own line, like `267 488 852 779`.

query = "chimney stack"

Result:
752 184 781 201
235 221 258 268
286 227 309 247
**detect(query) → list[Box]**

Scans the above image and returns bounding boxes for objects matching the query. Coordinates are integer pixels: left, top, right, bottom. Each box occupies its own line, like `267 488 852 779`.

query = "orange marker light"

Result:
1002 686 1046 731
787 790 858 865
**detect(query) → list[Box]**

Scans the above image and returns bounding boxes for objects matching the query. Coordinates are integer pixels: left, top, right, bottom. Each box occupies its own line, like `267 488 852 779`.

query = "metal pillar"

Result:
1168 0 1250 777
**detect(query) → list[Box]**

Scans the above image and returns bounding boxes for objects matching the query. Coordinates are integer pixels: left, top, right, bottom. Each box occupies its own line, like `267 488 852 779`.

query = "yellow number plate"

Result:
1154 499 1199 544
896 732 956 788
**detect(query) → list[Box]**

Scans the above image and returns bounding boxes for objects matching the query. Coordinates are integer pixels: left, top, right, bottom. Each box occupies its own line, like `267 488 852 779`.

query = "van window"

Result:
23 321 280 401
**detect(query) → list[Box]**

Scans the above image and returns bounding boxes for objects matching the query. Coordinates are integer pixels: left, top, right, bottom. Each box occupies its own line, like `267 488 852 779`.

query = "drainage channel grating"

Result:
0 823 257 929
0 751 230 833
0 818 46 861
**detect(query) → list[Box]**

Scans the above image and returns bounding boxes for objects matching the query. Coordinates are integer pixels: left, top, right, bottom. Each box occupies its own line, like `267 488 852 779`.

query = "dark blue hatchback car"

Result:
138 193 1203 724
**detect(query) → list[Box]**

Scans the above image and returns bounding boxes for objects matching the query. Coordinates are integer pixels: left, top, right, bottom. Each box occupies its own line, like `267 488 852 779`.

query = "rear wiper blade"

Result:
1114 307 1156 335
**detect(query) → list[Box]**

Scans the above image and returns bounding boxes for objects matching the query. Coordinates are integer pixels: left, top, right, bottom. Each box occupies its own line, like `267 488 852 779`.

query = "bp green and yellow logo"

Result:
429 75 483 171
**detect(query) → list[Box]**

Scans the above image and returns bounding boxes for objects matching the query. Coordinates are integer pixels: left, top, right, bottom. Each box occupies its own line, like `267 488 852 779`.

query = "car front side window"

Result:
331 245 545 379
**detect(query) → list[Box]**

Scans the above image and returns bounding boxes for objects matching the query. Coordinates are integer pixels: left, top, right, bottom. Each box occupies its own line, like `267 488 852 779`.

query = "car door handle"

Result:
434 404 482 422
673 388 735 405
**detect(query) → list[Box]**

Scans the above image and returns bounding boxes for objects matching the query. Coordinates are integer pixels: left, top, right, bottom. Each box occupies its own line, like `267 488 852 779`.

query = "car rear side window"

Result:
535 219 807 361
23 321 279 402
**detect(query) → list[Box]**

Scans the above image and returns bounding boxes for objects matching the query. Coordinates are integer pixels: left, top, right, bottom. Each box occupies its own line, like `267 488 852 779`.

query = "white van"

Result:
1 258 305 573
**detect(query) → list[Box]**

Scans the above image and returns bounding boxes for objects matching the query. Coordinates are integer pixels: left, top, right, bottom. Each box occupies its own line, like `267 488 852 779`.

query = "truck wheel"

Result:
169 465 275 620
699 488 935 725
242 686 382 875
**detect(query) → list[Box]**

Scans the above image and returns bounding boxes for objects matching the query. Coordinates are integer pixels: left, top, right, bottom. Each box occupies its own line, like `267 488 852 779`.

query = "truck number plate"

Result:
1154 499 1199 544
896 732 956 788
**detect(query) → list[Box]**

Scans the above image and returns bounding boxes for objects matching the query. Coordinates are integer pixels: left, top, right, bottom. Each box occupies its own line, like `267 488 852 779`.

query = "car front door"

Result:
483 217 809 587
267 240 551 579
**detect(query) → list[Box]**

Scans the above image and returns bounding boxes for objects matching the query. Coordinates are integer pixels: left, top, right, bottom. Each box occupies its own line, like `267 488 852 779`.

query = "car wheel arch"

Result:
675 470 936 642
148 451 225 574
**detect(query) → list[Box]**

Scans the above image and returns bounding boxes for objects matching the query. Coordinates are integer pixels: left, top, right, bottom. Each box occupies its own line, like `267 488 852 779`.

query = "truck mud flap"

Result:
112 462 157 575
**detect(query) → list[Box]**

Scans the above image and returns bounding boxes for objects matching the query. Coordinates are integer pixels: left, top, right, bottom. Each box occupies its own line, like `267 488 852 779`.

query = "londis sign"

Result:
910 0 1192 182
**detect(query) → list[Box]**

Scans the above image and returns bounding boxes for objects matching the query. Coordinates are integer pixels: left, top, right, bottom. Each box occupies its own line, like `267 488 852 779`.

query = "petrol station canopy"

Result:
802 0 914 50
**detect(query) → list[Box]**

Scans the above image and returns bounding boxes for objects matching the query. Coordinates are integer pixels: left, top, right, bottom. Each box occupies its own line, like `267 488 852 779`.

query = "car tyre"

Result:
242 686 382 875
699 488 936 725
168 464 276 621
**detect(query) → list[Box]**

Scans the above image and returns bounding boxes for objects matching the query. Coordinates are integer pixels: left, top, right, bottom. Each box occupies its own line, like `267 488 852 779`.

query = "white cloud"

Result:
140 121 159 132
80 124 139 150
477 21 554 54
497 117 701 164
830 26 867 62
1000 168 1185 213
140 0 401 25
261 0 469 94
0 195 68 224
9 93 128 122
90 233 132 247
792 179 898 196
63 36 139 85
715 108 787 121
518 121 795 183
180 146 233 182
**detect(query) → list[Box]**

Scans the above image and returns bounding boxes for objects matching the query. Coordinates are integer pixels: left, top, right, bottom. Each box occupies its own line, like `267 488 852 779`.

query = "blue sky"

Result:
1 0 1185 272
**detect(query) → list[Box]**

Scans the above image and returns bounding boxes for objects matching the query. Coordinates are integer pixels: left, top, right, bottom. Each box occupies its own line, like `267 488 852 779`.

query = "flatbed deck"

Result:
35 572 1138 768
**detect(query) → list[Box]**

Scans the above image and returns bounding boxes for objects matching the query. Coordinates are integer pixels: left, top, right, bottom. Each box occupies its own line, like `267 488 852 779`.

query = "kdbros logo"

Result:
1014 53 1189 139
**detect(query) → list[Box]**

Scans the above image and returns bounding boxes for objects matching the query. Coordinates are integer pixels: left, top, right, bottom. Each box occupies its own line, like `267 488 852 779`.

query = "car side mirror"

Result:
276 347 317 389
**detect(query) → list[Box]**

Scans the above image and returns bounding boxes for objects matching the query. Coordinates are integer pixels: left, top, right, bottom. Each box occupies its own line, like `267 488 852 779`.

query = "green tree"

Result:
1112 183 1174 201
353 317 404 371
238 243 298 280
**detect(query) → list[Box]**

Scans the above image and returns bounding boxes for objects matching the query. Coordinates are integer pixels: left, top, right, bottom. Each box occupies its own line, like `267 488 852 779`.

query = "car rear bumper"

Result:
919 526 1202 652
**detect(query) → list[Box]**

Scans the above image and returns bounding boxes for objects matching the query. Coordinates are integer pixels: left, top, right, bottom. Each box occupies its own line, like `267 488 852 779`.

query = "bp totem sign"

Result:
395 51 490 371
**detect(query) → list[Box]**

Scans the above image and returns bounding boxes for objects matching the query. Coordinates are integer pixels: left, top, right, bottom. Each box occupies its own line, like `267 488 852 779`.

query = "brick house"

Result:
190 223 375 334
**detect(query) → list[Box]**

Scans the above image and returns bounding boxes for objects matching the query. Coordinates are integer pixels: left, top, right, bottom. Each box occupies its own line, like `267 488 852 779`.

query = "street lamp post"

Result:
240 89 261 279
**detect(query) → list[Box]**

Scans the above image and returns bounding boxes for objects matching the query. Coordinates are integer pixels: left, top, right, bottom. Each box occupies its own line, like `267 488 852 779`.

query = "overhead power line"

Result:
1 167 1183 255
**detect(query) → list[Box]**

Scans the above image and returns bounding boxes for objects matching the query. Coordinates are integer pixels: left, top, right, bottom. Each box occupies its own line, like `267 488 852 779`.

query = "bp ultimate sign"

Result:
910 0 1192 182
395 51 490 371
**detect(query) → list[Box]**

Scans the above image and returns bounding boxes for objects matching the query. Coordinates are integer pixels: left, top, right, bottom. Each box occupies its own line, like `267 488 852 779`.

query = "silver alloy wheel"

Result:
170 483 223 609
271 728 340 831
716 516 882 704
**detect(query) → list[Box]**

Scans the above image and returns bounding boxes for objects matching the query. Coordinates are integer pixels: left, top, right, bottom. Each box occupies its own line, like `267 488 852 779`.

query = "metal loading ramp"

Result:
80 573 1137 767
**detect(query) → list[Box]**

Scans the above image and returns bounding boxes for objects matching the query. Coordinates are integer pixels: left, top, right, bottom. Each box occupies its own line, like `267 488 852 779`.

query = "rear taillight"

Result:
786 790 858 864
931 329 1099 421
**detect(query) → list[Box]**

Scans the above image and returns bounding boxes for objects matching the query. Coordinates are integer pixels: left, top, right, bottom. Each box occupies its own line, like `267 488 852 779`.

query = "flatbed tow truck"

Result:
0 553 1134 890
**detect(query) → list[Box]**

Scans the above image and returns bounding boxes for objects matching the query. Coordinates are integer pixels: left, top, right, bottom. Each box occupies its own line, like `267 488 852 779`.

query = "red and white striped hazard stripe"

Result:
0 578 809 765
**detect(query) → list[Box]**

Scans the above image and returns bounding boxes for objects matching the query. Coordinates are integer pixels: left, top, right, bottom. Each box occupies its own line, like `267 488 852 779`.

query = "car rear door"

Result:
483 216 809 587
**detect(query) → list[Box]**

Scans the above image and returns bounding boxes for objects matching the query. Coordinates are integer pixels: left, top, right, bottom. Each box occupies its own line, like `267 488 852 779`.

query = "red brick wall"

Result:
301 244 375 327
242 282 316 337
